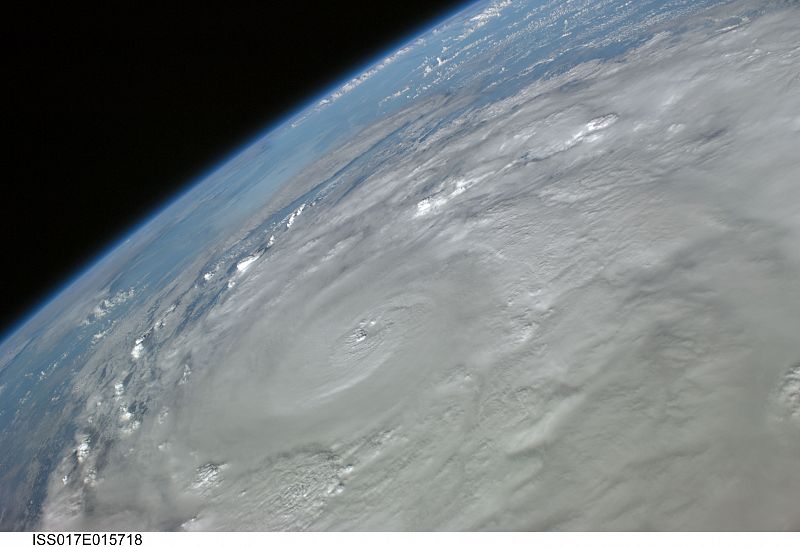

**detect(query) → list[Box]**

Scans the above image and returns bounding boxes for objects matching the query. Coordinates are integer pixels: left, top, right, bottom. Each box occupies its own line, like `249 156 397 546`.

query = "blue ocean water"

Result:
0 0 726 530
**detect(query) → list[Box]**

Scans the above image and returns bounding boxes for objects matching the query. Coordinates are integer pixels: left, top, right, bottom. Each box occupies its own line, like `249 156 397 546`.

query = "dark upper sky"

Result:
1 0 468 335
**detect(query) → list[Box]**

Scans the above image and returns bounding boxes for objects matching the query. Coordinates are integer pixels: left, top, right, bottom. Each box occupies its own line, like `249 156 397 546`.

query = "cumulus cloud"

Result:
40 0 800 531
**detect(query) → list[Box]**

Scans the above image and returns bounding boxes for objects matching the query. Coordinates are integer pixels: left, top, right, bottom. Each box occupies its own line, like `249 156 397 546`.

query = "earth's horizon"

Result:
2 0 799 531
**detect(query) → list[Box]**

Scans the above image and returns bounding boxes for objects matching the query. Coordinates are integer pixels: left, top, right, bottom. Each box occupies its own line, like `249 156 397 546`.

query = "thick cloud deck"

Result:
4 0 799 531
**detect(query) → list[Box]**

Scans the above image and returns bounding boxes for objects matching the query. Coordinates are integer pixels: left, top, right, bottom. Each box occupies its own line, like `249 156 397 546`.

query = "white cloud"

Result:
40 1 800 532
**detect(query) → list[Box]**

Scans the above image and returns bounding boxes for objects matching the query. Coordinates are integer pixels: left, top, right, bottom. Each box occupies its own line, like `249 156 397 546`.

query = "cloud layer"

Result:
38 1 800 530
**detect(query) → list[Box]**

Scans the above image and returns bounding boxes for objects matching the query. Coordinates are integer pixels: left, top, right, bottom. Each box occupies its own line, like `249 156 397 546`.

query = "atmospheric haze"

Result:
2 0 799 532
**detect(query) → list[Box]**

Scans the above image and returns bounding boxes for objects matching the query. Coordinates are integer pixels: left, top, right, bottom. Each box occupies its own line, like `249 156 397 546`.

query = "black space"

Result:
2 1 467 335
